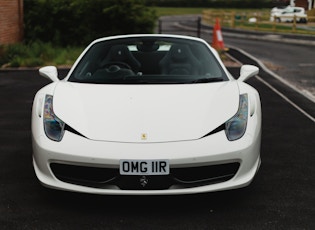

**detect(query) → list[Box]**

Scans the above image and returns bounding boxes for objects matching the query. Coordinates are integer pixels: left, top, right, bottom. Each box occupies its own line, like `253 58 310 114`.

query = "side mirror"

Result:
39 66 59 82
238 65 259 82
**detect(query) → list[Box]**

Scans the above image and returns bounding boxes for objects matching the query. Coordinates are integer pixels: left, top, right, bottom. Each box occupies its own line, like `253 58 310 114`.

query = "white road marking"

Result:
255 75 315 123
229 46 315 123
299 63 315 67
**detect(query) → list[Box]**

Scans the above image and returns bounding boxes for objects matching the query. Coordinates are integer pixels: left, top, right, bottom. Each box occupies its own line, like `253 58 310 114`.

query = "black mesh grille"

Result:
171 163 239 184
50 163 118 188
50 162 240 190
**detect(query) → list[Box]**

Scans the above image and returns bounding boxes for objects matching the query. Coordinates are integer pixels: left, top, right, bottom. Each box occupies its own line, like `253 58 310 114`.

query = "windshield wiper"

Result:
190 77 223 83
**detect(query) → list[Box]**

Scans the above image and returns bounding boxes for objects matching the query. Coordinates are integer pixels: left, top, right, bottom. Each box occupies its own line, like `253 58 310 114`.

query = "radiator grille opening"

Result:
50 162 240 190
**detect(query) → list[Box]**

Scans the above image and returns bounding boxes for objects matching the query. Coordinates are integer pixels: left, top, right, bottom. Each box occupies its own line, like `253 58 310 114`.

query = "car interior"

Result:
69 38 227 84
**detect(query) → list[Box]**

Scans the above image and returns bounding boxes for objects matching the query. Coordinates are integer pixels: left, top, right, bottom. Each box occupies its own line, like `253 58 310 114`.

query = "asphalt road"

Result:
0 62 314 229
224 36 315 101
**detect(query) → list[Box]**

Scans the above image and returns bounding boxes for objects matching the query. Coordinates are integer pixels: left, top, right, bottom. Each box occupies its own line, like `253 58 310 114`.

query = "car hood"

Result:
53 82 240 142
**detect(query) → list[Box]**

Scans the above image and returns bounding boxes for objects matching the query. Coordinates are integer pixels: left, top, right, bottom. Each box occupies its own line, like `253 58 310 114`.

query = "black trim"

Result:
201 124 225 139
64 124 86 138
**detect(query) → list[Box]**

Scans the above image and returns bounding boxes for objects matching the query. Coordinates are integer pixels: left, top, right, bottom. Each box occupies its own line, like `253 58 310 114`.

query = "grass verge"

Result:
0 42 83 68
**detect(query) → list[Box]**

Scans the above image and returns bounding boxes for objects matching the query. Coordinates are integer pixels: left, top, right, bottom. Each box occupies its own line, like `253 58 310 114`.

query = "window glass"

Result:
68 37 228 84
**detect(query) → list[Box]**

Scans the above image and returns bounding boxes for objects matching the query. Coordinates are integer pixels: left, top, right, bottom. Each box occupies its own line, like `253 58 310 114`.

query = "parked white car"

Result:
270 5 289 16
270 6 308 23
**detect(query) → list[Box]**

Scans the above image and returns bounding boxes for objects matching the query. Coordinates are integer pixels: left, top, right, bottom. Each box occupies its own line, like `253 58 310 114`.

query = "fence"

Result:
202 10 315 35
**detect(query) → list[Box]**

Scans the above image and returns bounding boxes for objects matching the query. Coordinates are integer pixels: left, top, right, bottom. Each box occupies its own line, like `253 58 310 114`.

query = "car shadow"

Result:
37 181 261 216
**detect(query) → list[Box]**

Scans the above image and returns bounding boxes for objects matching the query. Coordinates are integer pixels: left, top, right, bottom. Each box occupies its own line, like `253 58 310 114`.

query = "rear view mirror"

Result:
39 66 59 82
238 65 259 82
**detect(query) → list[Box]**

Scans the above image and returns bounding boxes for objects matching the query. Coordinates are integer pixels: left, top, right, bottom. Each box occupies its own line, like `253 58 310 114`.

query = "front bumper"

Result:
32 128 261 195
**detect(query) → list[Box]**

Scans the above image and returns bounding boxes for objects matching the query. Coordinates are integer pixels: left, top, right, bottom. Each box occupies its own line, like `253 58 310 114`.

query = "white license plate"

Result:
119 159 169 175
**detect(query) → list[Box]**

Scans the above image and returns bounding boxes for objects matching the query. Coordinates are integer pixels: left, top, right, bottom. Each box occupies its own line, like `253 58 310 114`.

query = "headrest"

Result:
108 45 130 61
169 44 190 61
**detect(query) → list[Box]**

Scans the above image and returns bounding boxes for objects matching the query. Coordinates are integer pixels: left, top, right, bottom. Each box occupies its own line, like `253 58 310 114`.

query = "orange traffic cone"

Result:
212 18 227 51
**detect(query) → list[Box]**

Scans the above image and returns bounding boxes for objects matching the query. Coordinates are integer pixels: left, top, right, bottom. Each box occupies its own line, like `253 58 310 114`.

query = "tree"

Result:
24 0 157 46
103 0 157 35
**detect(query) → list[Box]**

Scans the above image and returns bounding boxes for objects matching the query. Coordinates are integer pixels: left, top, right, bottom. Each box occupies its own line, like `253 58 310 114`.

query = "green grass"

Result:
0 42 83 68
152 7 271 17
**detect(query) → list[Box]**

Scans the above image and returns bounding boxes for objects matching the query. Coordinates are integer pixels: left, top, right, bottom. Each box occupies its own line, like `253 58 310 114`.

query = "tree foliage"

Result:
145 0 274 8
24 0 157 46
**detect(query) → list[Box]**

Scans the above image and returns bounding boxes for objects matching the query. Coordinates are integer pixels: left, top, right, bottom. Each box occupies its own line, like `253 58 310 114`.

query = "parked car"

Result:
32 34 262 195
271 6 308 23
270 5 289 15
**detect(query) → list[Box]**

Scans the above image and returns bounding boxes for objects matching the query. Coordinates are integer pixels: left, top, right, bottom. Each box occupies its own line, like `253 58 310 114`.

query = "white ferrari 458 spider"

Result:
32 34 262 195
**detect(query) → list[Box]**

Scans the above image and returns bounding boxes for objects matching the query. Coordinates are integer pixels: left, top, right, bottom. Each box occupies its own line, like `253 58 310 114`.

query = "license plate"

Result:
119 159 169 175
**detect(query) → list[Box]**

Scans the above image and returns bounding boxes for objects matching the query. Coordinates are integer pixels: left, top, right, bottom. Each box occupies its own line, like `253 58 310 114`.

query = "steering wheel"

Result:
103 62 132 73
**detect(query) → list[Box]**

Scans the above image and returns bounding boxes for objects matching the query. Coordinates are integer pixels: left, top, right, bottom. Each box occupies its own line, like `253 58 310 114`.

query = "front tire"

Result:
299 18 307 24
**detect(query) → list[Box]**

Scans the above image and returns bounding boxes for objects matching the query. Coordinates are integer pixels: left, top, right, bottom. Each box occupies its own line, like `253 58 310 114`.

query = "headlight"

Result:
225 94 248 141
43 95 65 141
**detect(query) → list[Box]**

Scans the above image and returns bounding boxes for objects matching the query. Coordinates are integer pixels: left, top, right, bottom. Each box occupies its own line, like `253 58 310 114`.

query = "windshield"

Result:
68 37 228 84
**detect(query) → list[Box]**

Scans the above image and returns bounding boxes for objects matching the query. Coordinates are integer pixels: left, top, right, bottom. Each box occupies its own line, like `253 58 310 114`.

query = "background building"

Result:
290 0 315 9
0 0 23 44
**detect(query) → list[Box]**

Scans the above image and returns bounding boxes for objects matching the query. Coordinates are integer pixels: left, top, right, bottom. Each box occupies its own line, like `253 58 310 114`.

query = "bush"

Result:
0 43 27 67
24 0 157 46
0 42 83 67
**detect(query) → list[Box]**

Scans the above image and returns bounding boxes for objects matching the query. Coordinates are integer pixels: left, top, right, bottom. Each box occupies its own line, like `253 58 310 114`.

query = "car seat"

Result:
102 45 141 73
159 44 201 75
